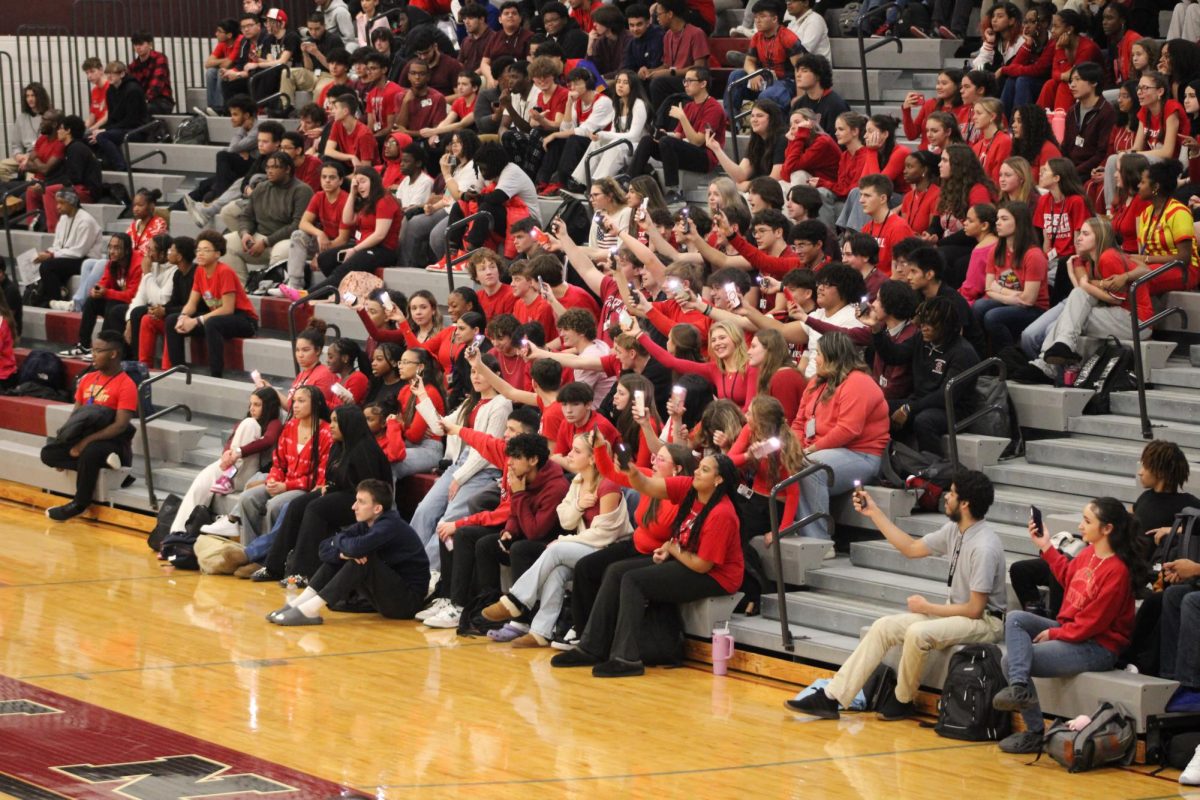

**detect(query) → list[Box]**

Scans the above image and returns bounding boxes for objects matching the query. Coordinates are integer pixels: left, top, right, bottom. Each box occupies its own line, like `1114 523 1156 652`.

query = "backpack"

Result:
1074 335 1137 415
896 2 931 36
555 196 592 248
862 663 899 712
1152 507 1200 567
934 644 1011 742
966 373 1025 459
17 349 65 392
638 602 686 666
825 2 862 37
148 493 182 551
174 113 210 145
1041 701 1137 772
123 360 155 416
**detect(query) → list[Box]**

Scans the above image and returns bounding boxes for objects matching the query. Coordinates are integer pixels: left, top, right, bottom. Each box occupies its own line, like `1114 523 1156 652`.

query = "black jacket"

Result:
106 76 149 131
325 438 392 494
48 140 103 199
873 327 980 414
319 509 431 593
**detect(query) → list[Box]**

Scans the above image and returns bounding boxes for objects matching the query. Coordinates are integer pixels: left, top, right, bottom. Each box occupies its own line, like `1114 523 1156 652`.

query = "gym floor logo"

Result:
3 755 296 800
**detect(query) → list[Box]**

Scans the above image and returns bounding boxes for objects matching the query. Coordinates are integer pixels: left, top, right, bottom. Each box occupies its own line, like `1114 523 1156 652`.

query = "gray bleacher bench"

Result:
44 402 206 464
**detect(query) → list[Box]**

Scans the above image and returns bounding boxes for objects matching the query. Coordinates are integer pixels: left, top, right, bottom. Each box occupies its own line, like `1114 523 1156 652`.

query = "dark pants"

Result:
40 430 133 507
310 558 426 619
214 150 254 198
447 196 508 251
38 257 83 304
441 524 504 607
555 135 591 186
1008 557 1064 617
164 310 256 378
266 489 356 579
571 539 643 632
313 244 396 295
221 77 251 108
578 556 724 663
973 300 1043 353
1160 584 1200 685
931 0 972 36
95 128 133 170
648 75 685 110
936 231 973 289
629 135 710 189
78 298 128 347
1125 591 1163 675
893 406 951 455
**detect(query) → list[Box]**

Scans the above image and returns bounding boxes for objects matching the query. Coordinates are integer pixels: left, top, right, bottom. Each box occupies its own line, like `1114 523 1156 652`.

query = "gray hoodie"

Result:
322 0 358 52
238 176 313 245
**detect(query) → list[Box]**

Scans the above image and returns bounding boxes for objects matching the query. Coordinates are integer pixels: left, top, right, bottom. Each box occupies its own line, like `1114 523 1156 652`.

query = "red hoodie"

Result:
97 259 143 304
376 131 416 189
781 129 840 188
1042 544 1134 655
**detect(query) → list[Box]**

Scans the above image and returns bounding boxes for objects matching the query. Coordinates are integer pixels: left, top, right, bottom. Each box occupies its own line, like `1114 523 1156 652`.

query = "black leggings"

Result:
571 538 643 632
310 557 426 619
40 430 132 507
447 196 508 251
440 526 545 607
629 135 711 190
578 556 725 663
1008 557 1064 617
78 298 128 347
266 489 356 579
312 244 395 295
38 257 83 304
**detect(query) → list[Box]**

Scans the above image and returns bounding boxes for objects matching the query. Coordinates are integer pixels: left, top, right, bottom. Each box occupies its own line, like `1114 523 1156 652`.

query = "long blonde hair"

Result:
747 395 806 485
1076 216 1126 278
709 320 749 373
1000 156 1033 204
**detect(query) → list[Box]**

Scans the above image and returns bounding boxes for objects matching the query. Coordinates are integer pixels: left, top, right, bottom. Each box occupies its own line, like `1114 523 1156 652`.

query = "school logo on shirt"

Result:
997 270 1021 291
932 357 947 375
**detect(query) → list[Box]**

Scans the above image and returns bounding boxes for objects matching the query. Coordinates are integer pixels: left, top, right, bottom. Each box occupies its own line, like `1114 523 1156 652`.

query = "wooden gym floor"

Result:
0 502 1187 799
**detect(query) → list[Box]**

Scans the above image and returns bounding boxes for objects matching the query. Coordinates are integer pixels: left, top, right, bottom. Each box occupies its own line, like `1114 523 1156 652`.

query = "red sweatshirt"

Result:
267 418 333 490
728 427 798 529
729 232 802 279
552 410 621 456
1042 544 1134 655
647 299 711 344
780 129 840 188
507 458 570 539
832 146 875 199
97 261 143 303
791 371 890 455
595 446 677 554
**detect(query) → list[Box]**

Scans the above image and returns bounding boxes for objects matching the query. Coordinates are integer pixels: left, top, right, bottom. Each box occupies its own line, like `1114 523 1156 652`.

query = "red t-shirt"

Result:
306 190 349 239
663 23 709 69
330 119 378 163
345 193 402 250
89 82 109 122
294 156 322 193
900 184 940 235
76 370 138 412
552 409 621 455
451 94 476 120
749 27 803 79
558 284 600 320
1034 193 1090 258
193 262 259 319
478 283 517 319
1138 100 1190 160
678 97 726 169
538 396 566 442
862 211 913 277
404 88 449 131
1090 248 1153 322
988 247 1050 310
533 84 570 121
514 295 558 341
971 131 1012 186
31 135 65 180
367 82 406 133
664 475 744 594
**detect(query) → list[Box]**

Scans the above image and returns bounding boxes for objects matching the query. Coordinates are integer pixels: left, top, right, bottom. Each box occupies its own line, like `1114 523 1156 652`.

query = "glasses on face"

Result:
1137 85 1154 93
681 77 699 84
399 359 422 366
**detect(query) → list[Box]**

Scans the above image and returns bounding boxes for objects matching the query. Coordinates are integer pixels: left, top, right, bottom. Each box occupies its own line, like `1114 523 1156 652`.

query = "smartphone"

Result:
520 337 531 355
638 197 648 221
473 333 485 348
380 292 394 311
618 309 632 329
724 282 741 309
332 382 346 396
755 275 764 286
672 385 687 404
337 249 351 263
615 443 631 471
593 211 604 227
1030 505 1044 532
343 290 357 305
758 436 781 456
536 276 546 296
633 389 645 418
783 286 796 304
680 206 691 234
857 294 871 316
250 369 262 383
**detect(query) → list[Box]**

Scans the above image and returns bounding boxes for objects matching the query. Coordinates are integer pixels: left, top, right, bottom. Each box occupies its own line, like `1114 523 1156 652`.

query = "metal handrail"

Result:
0 52 13 156
443 210 493 297
2 181 37 271
583 139 634 192
768 462 834 652
287 284 340 373
943 356 1005 470
1129 259 1189 439
731 108 754 163
855 2 904 116
249 64 294 113
136 364 192 510
121 120 167 200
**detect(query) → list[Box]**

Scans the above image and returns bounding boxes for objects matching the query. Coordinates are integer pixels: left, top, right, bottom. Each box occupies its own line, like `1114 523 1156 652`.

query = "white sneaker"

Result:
1182 744 1200 785
422 604 462 629
183 195 212 229
199 515 241 538
415 596 451 621
426 568 440 599
105 452 121 470
48 300 74 312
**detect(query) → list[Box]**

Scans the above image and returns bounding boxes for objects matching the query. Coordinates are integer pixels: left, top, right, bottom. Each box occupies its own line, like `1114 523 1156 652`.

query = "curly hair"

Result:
1141 439 1190 492
1011 104 1057 164
937 143 995 220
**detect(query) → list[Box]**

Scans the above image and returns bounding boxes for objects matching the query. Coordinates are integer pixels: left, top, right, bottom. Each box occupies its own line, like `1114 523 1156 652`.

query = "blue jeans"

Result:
408 448 501 571
391 435 444 481
1000 77 1042 118
972 299 1043 352
1002 610 1117 732
205 66 223 111
1020 302 1064 358
72 258 108 311
798 448 882 539
1161 584 1200 686
724 72 794 119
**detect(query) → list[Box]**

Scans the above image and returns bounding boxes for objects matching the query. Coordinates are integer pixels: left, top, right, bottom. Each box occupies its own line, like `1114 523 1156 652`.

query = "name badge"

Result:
1075 136 1084 147
806 418 816 438
1047 247 1058 262
421 98 432 108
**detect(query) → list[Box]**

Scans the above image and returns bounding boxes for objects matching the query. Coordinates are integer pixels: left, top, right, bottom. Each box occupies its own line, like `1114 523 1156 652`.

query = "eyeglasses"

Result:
681 77 700 84
1136 85 1155 93
399 359 422 366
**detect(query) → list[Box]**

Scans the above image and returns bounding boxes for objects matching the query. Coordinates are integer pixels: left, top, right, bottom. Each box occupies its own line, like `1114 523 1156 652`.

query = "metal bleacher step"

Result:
849 539 1025 583
151 371 274 420
898 513 1040 557
1007 384 1094 432
1069 413 1200 449
1027 437 1200 491
830 37 961 70
157 114 299 145
805 562 952 606
1151 364 1200 391
0 440 126 504
727 614 859 667
762 590 906 639
983 459 1143 504
102 170 184 196
128 142 222 174
0 229 52 259
1109 387 1200 426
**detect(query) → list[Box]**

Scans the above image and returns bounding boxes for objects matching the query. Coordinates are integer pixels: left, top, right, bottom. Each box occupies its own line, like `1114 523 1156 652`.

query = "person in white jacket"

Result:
540 67 615 192
409 351 513 569
570 70 649 190
479 431 632 647
33 189 104 306
971 3 1024 74
785 0 831 62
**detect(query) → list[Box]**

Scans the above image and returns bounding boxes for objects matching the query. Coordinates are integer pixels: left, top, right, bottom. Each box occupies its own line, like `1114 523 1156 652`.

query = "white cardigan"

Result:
417 393 512 485
125 262 180 320
556 476 633 549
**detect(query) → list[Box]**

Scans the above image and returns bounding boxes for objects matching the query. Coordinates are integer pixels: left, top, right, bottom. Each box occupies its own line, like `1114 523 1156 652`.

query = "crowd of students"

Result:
6 0 1200 761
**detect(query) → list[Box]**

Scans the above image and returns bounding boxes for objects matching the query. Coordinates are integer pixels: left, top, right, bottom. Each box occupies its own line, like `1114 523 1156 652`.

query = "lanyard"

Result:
946 529 965 588
1140 202 1169 256
865 209 891 238
1045 196 1065 245
85 373 118 405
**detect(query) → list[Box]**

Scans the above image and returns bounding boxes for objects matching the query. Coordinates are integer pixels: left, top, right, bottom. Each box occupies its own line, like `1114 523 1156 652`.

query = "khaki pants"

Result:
222 231 291 284
280 69 332 104
827 612 1004 705
0 158 20 182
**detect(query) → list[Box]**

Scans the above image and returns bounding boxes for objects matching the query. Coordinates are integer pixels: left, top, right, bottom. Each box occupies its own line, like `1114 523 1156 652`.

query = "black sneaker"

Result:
998 730 1043 754
1010 361 1054 385
876 694 917 721
250 567 279 583
592 658 646 678
992 683 1038 712
784 688 840 719
664 189 685 205
551 648 601 668
46 501 87 522
1043 342 1082 366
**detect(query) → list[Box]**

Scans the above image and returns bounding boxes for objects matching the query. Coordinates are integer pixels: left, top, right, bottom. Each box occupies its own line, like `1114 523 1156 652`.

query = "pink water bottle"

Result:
712 622 735 676
1049 108 1067 144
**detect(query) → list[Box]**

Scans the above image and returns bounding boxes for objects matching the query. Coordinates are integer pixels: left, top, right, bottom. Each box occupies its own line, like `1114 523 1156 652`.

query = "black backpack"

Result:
148 493 182 551
862 663 899 711
1152 507 1200 566
1075 335 1137 415
174 113 210 145
17 349 65 392
935 643 1012 741
638 602 686 666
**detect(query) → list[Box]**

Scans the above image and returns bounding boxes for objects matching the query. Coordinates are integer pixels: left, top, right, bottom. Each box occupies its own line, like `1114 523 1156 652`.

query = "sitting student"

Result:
994 497 1145 753
323 93 378 170
531 255 600 320
169 388 283 535
268 479 431 625
201 386 332 545
959 204 999 306
468 250 516 319
1108 160 1199 297
480 430 632 646
792 332 890 539
381 348 446 480
551 450 743 676
32 189 104 309
1024 217 1151 382
788 471 1006 720
973 201 1048 354
325 337 370 406
165 230 260 380
283 162 351 293
724 0 803 117
259 405 392 585
536 67 614 195
549 380 621 469
841 233 886 301
421 417 568 630
555 309 614 407
509 256 560 341
901 243 986 357
1034 157 1093 304
255 320 340 410
310 167 401 295
409 354 513 570
707 100 786 192
364 342 406 412
221 152 313 284
39 330 138 522
858 174 913 278
899 150 941 238
393 144 435 216
61 234 141 358
873 296 980 454
126 236 195 369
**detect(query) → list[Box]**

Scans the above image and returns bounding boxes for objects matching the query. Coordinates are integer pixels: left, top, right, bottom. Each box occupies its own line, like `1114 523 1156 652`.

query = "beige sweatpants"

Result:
826 612 1004 705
